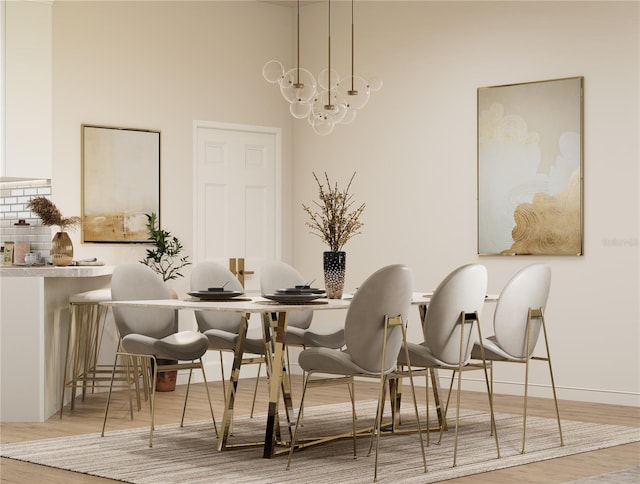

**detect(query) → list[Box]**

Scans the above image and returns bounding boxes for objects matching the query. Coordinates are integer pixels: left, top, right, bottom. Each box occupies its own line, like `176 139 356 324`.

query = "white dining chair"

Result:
286 264 427 482
260 261 347 416
101 263 216 447
470 263 563 453
397 263 500 467
260 260 345 349
191 260 270 417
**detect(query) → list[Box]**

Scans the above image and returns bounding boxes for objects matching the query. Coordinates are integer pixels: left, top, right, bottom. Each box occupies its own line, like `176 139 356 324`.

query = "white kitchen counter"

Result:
0 265 115 422
0 265 114 278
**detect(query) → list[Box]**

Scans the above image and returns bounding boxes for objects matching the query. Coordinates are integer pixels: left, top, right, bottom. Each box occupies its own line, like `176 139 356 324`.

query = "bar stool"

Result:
59 288 147 417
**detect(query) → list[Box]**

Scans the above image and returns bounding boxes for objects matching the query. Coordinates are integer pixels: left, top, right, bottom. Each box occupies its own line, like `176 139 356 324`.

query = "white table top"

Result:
103 295 351 313
101 292 497 313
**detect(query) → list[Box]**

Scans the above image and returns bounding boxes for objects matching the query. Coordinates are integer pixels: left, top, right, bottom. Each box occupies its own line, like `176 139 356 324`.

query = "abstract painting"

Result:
82 125 160 243
477 77 583 255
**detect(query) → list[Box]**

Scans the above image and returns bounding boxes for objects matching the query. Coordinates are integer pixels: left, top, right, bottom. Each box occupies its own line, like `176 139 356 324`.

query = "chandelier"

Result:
262 0 382 136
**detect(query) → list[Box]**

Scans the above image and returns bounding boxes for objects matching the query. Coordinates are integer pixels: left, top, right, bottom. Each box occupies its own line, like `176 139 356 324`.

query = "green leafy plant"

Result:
139 213 191 282
302 172 365 252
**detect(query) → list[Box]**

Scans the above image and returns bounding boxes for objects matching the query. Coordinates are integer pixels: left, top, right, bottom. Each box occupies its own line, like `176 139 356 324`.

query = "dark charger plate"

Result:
188 290 244 300
263 293 324 303
276 287 326 295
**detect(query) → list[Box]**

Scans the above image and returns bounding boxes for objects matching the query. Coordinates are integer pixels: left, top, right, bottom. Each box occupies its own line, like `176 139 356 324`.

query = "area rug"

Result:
2 401 639 483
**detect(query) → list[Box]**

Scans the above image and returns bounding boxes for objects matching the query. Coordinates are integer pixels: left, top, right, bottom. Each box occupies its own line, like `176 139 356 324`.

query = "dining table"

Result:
103 292 497 458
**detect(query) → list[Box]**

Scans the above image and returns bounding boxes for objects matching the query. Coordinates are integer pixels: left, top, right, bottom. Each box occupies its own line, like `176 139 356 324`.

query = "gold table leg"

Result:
217 314 249 451
263 311 292 458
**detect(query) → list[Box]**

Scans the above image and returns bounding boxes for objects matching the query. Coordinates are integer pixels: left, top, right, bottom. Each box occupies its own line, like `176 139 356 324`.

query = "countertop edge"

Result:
0 265 115 277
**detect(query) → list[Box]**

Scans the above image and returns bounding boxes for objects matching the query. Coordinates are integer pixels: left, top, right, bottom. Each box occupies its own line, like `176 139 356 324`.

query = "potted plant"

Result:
139 212 191 391
140 212 191 282
302 172 365 298
27 196 81 266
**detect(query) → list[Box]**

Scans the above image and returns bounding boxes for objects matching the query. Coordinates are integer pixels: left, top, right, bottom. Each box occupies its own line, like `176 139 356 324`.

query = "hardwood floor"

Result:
1 376 638 483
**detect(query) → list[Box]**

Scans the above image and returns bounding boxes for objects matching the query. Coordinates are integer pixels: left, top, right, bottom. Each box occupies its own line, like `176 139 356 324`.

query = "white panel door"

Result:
194 122 281 294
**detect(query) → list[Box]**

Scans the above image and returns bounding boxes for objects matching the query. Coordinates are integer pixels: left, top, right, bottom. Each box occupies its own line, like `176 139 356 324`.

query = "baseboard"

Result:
180 360 639 408
177 357 264 386
454 375 640 407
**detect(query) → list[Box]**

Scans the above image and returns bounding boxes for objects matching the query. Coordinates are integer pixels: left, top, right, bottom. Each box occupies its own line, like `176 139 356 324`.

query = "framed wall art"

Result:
477 76 584 256
82 125 160 243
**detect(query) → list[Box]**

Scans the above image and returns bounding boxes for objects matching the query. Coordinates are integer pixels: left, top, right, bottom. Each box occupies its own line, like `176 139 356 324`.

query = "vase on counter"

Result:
51 231 73 266
323 251 346 299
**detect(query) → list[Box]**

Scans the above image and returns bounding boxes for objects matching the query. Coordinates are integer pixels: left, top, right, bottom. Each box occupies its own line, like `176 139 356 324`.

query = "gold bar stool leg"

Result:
59 302 77 418
60 288 145 417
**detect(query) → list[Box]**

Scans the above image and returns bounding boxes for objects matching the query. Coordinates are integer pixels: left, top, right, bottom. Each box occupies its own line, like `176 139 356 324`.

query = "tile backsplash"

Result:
1 180 53 262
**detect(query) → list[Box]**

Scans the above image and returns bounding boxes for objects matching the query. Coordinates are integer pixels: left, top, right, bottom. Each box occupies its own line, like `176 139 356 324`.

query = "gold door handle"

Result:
238 258 254 274
230 258 254 287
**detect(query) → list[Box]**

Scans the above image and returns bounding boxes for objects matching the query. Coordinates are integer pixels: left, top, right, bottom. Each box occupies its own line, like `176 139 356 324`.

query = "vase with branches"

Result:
139 213 191 282
302 172 365 298
27 196 81 266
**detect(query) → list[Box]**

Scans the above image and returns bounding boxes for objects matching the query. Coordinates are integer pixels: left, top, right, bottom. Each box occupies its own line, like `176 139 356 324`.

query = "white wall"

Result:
292 1 639 406
51 0 295 300
2 0 52 180
47 1 638 406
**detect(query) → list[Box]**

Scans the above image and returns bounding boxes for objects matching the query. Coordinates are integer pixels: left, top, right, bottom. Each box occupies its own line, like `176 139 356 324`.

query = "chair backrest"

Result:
110 263 175 339
345 264 413 374
424 264 488 366
190 260 244 334
493 263 551 358
260 260 313 330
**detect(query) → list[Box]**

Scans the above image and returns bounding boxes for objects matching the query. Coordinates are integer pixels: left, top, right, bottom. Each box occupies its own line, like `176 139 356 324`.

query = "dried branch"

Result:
26 196 81 232
302 172 365 252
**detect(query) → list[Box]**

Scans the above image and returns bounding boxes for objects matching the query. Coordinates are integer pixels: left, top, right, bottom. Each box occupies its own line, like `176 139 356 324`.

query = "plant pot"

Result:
323 251 346 299
154 358 178 392
51 231 73 266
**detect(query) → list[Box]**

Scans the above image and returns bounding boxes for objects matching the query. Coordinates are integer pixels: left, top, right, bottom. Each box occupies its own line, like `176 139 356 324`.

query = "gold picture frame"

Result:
81 125 160 243
477 76 584 256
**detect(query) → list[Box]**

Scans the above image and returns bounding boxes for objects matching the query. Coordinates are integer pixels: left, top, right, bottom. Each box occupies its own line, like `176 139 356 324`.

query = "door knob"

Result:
229 258 254 287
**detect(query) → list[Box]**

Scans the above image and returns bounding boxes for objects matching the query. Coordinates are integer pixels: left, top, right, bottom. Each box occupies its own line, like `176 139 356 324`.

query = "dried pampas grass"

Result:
27 196 81 231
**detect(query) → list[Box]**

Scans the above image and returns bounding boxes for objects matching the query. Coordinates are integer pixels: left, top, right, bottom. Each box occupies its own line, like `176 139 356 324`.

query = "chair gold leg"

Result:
522 308 534 454
219 351 227 404
148 355 158 448
373 374 389 482
250 361 262 418
540 312 563 447
399 323 428 474
442 370 455 427
350 380 357 420
425 373 430 447
181 368 194 427
474 318 500 459
286 374 310 470
523 355 531 454
453 366 462 467
100 352 119 437
125 355 134 419
199 358 218 437
132 356 142 411
349 379 357 459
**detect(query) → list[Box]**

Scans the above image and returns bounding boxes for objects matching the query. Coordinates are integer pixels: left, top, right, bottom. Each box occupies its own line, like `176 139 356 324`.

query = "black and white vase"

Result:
323 251 346 299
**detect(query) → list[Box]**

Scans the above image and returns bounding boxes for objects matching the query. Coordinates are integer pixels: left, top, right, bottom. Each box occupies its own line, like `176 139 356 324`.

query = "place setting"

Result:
261 281 328 304
187 281 249 301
